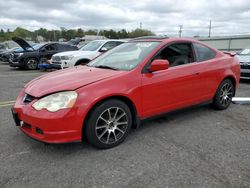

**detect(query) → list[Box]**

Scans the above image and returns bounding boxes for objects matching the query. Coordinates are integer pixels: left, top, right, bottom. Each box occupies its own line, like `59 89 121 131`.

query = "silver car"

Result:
237 47 250 79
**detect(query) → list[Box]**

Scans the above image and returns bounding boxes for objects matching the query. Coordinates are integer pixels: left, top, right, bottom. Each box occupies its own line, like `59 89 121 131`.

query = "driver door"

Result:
41 44 58 59
141 42 205 118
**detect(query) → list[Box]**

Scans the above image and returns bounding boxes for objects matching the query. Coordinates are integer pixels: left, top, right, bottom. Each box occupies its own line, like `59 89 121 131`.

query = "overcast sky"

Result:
1 0 250 37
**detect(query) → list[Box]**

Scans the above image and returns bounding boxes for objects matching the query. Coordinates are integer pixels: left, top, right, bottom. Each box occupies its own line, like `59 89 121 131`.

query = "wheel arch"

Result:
82 95 139 141
222 75 237 96
75 58 91 66
24 56 39 62
23 56 40 69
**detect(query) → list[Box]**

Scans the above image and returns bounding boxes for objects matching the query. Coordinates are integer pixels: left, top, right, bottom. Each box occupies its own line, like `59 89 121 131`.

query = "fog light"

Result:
36 127 44 135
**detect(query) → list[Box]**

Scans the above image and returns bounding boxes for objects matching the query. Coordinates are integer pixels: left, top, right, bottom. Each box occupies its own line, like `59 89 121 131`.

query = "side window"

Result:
56 44 66 50
154 43 195 67
194 43 216 62
115 41 124 46
102 41 118 50
45 44 57 51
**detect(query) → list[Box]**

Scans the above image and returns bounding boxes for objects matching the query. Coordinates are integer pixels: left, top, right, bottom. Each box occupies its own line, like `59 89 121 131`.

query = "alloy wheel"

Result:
27 59 37 70
219 82 233 106
95 107 128 144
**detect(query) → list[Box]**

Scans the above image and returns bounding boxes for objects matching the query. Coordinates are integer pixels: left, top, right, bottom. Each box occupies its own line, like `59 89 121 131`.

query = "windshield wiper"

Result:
94 65 119 70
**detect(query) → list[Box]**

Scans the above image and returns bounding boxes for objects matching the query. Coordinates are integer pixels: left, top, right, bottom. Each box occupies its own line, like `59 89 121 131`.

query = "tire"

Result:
25 58 38 70
212 79 235 110
85 99 132 149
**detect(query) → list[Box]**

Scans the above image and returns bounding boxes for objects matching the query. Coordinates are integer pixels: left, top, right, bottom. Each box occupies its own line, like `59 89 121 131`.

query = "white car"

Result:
236 47 250 79
51 40 125 69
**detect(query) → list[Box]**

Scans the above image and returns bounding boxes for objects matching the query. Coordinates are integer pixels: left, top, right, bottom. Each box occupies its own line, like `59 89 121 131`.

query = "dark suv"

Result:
9 37 78 70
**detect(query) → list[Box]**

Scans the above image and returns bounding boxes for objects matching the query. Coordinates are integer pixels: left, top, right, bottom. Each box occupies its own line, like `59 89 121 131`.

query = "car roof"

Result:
131 36 199 43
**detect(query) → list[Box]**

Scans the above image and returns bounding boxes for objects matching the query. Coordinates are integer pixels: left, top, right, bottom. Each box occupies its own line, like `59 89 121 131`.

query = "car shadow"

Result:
33 104 214 153
132 104 213 133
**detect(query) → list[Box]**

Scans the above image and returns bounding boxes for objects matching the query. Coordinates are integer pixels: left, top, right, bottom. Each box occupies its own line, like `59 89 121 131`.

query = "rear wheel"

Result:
85 99 132 149
212 79 235 110
25 58 38 70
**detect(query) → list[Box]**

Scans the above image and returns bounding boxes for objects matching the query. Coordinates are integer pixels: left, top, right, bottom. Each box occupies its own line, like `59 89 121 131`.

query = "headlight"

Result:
61 55 74 60
32 91 78 112
17 53 23 57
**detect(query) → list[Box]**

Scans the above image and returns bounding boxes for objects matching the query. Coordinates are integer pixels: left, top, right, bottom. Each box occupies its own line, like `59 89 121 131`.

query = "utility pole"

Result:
178 25 183 37
208 20 212 38
140 22 142 29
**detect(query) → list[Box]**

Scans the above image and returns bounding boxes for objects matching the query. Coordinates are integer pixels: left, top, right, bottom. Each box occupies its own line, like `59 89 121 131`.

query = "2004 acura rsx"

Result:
12 37 240 149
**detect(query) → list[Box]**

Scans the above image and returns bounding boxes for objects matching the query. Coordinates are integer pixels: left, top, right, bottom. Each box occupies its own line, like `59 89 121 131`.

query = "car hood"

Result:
24 66 124 98
12 37 33 51
54 50 97 57
237 54 250 62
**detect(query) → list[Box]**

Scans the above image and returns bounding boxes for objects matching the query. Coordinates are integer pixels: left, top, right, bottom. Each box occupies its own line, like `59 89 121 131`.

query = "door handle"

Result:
194 72 200 75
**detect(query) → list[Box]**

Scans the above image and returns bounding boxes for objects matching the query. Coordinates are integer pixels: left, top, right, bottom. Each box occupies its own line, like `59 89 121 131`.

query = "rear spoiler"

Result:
223 51 236 57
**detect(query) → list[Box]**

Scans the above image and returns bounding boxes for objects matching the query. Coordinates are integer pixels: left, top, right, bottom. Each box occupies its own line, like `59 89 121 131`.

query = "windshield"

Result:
240 48 250 55
33 44 43 50
88 41 160 71
80 41 104 51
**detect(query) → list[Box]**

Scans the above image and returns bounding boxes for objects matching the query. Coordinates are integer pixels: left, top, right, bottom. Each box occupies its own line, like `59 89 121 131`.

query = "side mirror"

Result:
99 47 108 52
148 59 169 72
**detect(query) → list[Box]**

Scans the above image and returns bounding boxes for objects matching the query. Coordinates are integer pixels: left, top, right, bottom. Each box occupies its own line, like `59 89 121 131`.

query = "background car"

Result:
0 47 20 62
236 47 250 79
0 43 7 53
51 40 126 69
9 37 78 70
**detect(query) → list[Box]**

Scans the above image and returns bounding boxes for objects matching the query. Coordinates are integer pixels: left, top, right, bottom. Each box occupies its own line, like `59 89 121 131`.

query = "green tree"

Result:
76 28 84 37
128 28 155 38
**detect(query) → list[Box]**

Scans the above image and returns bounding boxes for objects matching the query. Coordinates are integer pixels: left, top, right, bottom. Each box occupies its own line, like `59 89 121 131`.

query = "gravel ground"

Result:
0 62 249 188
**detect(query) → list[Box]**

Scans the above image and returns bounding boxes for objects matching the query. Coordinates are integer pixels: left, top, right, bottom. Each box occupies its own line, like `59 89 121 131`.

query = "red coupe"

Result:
12 37 240 148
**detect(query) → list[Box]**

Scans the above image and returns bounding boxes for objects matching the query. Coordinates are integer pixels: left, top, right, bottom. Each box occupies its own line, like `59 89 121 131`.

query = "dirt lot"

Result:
0 62 250 188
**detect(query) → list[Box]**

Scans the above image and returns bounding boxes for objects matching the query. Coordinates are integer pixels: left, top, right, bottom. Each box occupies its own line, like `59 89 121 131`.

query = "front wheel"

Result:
212 79 235 110
85 99 132 149
25 58 38 70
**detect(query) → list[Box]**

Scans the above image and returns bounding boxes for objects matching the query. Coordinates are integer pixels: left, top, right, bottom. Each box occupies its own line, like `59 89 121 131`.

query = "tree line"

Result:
0 27 155 42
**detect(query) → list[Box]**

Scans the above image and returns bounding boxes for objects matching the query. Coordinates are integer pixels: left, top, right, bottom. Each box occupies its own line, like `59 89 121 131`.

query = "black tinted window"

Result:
45 44 57 51
57 44 71 50
194 43 216 62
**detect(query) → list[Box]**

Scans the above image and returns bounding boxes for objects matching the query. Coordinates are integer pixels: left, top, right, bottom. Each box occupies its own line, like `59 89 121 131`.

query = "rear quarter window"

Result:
194 43 216 62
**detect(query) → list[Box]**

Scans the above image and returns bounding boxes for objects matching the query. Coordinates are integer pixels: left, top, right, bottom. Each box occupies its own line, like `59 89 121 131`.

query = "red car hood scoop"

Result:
24 66 122 98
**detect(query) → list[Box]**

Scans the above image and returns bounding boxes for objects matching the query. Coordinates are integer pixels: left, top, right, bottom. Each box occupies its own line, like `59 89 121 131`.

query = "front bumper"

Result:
240 63 250 79
51 60 71 69
9 58 24 67
240 68 250 79
12 92 84 143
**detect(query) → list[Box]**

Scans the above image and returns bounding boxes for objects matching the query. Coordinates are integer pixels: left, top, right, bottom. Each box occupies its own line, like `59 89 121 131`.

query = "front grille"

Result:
23 93 35 104
52 56 61 61
240 62 250 69
241 72 250 77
